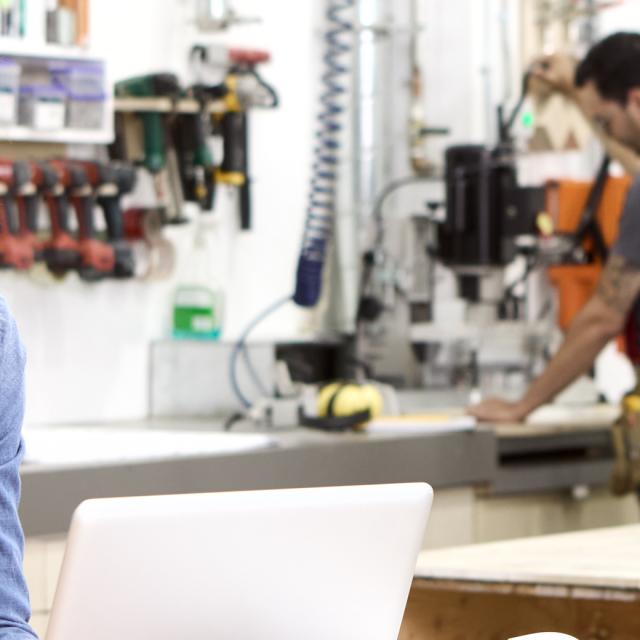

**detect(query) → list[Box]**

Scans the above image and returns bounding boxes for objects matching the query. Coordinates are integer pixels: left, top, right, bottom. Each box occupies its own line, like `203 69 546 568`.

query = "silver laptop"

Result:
45 483 432 640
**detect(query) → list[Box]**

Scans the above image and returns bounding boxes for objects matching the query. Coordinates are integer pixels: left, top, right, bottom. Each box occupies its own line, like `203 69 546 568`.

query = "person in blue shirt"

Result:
0 297 37 638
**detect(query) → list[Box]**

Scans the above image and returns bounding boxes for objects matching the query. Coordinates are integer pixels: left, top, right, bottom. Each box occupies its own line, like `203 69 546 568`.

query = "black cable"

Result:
503 255 538 301
504 72 531 135
224 412 246 432
250 68 279 108
229 65 280 108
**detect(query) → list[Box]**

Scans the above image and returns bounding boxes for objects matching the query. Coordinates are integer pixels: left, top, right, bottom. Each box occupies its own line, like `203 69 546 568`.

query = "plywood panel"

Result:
399 580 640 640
417 525 640 590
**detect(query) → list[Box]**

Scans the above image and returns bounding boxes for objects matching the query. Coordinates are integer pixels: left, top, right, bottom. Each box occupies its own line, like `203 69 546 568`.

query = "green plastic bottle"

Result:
172 223 223 341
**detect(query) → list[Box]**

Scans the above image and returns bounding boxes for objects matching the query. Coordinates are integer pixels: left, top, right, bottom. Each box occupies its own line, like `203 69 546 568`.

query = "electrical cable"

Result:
229 2 354 408
224 412 246 432
229 65 279 108
503 255 539 301
357 175 440 331
229 295 292 409
500 71 531 143
372 175 439 251
250 68 279 108
240 342 270 396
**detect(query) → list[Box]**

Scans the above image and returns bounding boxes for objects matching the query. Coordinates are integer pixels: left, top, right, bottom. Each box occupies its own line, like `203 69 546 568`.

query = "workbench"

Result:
20 420 495 637
17 408 639 639
400 524 640 640
489 412 617 496
18 405 634 539
19 419 495 537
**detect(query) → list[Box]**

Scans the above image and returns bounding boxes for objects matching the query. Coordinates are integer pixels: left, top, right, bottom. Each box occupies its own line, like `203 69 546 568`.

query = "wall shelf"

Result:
0 124 113 144
0 39 96 61
114 97 226 115
0 42 112 145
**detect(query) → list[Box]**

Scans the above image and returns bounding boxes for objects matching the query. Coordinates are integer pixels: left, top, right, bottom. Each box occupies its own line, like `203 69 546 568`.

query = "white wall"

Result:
1 0 544 424
2 0 316 424
7 0 635 424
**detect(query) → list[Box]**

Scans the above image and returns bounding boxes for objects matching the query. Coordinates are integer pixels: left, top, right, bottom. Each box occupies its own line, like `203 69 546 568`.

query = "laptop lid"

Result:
46 483 432 640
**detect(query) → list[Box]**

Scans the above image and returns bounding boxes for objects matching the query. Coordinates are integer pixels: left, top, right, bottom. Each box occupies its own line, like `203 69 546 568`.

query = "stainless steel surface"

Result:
490 459 613 496
19 420 495 537
19 392 620 536
489 420 614 496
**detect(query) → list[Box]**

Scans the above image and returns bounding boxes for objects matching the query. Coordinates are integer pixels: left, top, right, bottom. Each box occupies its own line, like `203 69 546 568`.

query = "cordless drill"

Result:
0 160 36 270
13 161 45 261
114 74 180 173
41 160 108 278
78 160 136 278
114 73 186 223
53 160 115 281
36 162 80 276
173 84 217 212
207 47 278 229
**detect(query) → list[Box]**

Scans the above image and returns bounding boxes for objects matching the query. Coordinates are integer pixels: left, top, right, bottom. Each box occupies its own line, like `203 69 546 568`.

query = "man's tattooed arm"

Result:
595 254 640 317
469 254 640 422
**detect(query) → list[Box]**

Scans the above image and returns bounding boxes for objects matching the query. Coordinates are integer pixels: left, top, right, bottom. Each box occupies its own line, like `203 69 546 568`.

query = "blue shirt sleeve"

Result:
0 298 37 639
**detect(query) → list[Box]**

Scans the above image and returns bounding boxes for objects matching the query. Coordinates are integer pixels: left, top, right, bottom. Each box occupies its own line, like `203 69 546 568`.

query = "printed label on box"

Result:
0 94 16 123
34 102 65 131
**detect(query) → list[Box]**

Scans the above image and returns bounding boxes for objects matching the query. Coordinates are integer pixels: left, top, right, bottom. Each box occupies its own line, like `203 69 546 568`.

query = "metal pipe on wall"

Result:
353 0 394 229
325 0 395 335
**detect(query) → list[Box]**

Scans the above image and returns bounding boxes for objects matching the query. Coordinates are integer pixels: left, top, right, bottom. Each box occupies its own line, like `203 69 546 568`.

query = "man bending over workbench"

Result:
0 297 37 638
469 32 640 423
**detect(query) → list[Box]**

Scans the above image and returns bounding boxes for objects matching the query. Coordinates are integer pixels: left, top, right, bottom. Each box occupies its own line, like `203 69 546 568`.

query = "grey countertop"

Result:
18 397 618 537
19 419 496 537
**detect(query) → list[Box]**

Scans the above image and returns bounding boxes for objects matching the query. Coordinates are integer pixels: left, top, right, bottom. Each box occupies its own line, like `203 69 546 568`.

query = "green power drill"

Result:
114 73 187 223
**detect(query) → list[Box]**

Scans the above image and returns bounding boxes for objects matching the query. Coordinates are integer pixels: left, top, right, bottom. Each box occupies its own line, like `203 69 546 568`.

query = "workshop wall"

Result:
0 0 315 424
6 0 489 425
0 1 543 424
2 0 635 425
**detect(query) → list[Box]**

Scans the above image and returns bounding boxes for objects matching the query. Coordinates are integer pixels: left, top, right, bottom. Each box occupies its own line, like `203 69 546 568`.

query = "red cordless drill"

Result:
1 160 45 261
49 159 115 281
40 161 82 276
0 160 36 270
77 161 136 278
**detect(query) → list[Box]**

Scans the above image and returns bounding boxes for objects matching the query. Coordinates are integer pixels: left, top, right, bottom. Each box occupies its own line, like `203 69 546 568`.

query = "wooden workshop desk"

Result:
399 524 640 640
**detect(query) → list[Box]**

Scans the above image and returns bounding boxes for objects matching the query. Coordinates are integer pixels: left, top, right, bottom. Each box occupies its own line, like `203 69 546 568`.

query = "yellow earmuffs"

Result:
297 382 384 432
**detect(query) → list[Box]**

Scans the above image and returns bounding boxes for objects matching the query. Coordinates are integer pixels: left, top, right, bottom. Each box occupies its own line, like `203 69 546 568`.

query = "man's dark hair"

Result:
575 32 640 104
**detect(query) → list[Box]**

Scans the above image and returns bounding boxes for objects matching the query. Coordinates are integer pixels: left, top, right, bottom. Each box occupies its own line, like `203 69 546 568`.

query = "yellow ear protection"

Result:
300 382 384 432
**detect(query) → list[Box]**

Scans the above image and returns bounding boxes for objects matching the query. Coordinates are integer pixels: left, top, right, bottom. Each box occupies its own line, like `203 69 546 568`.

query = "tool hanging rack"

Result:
114 97 226 115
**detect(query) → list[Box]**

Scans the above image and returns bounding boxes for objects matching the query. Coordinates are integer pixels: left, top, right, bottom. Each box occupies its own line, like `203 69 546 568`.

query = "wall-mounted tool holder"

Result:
0 158 139 280
111 48 278 229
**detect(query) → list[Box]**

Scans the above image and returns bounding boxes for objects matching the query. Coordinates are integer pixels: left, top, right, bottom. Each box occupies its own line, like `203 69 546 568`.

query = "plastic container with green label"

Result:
172 224 224 340
172 285 222 340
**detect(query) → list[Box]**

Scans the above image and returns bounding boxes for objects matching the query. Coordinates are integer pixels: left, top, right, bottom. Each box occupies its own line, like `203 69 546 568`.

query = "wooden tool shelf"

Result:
114 98 226 115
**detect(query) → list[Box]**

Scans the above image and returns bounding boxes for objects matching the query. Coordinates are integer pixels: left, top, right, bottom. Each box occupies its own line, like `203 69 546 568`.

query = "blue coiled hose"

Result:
293 0 354 307
228 2 355 411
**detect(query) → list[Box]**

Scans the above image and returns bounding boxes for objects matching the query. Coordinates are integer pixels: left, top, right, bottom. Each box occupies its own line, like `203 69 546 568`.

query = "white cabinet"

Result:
24 535 67 637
